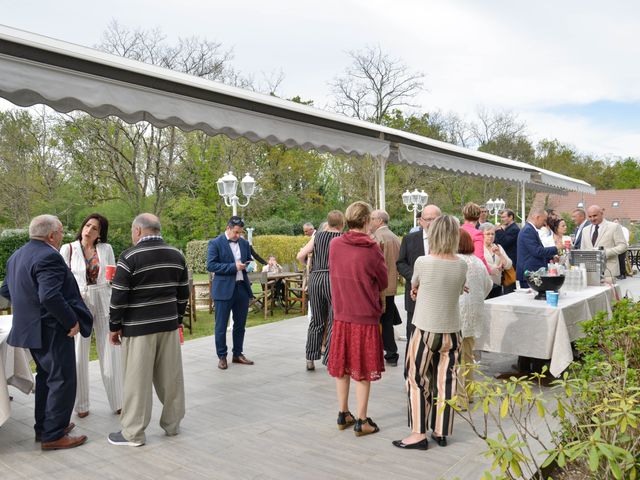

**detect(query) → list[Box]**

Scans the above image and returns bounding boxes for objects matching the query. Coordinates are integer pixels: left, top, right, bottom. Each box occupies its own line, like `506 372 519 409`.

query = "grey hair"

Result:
303 222 314 229
132 213 161 233
478 222 496 232
29 214 61 238
371 209 389 224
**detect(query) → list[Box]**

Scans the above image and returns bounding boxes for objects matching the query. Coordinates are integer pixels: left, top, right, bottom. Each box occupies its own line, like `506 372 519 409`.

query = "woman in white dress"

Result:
457 228 492 406
60 213 123 417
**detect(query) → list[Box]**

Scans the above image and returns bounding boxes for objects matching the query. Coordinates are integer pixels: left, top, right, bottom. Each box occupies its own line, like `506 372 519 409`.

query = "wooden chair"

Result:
182 272 196 334
284 257 310 315
248 271 277 319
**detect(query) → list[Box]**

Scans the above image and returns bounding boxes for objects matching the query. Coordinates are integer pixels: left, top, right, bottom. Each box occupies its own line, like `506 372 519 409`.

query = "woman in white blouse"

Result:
457 228 492 406
60 213 123 418
479 223 512 299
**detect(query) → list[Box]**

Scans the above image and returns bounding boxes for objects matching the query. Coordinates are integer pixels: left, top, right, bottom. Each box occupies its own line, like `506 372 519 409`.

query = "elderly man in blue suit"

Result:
207 216 255 370
516 207 563 287
0 215 92 450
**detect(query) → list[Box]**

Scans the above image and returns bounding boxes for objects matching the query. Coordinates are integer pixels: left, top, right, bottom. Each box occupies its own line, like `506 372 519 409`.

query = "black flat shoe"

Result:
337 411 355 430
354 417 379 437
392 438 428 450
431 433 447 446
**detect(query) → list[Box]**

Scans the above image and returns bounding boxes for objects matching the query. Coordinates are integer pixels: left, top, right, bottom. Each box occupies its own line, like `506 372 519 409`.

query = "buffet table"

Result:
0 315 34 426
476 285 619 377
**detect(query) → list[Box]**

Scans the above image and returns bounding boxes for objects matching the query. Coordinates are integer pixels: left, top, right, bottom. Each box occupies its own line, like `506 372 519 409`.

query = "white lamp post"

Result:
217 171 256 216
486 198 506 224
402 189 429 228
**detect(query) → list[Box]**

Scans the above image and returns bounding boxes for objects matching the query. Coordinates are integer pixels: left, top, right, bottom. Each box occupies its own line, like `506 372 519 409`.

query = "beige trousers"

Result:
120 330 185 444
458 336 475 406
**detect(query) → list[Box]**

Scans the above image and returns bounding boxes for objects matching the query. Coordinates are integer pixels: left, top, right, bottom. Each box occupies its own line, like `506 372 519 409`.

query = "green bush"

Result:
185 235 310 274
0 231 29 278
250 216 297 235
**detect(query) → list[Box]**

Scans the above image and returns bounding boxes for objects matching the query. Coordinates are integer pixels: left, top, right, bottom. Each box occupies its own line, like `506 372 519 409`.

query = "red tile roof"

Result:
535 189 640 222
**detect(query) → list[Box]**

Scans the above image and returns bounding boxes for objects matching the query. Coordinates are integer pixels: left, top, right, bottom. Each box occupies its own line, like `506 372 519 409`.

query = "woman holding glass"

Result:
61 213 123 417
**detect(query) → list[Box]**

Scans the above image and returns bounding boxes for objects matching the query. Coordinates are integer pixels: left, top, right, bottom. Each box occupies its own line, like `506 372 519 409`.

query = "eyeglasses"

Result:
420 217 437 222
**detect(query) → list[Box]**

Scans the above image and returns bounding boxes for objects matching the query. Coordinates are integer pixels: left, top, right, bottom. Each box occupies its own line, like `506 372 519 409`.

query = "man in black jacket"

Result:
396 205 441 344
495 209 520 292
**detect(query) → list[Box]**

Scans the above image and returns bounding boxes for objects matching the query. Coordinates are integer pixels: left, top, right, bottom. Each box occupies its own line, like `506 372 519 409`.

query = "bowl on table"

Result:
526 274 565 300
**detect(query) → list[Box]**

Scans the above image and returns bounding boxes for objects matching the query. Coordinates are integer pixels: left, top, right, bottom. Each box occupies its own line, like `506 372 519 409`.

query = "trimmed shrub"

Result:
0 231 29 279
185 235 310 274
250 217 297 235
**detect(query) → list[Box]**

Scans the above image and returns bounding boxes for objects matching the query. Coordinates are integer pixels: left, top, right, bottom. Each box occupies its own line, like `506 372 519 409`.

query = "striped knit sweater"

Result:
109 238 189 337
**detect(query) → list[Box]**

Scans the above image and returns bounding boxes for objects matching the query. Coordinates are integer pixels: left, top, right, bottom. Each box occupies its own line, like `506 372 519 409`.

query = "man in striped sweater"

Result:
107 213 189 447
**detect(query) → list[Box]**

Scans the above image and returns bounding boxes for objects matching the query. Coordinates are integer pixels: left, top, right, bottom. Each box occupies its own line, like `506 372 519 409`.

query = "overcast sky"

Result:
2 0 639 159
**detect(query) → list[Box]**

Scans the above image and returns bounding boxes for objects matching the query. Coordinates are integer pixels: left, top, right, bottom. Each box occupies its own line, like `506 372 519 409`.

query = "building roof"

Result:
537 189 640 222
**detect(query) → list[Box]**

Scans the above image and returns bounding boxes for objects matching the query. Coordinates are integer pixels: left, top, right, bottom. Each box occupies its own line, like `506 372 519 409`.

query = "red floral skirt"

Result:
327 320 385 382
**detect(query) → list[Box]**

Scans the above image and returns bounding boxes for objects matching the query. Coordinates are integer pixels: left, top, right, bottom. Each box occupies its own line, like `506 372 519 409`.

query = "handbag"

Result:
502 265 516 286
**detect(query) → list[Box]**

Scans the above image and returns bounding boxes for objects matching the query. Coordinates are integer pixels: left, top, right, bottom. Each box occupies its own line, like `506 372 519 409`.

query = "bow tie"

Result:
228 239 238 243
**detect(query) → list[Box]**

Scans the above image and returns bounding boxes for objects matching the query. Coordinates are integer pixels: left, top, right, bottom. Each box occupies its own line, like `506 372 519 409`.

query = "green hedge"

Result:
186 235 310 274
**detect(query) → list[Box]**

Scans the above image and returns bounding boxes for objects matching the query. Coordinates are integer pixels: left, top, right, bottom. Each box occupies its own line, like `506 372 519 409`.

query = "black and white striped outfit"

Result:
110 237 189 337
305 230 341 364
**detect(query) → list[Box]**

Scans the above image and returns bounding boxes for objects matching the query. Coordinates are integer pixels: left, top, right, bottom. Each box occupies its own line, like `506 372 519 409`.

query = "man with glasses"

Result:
370 210 402 367
396 205 441 344
207 216 255 370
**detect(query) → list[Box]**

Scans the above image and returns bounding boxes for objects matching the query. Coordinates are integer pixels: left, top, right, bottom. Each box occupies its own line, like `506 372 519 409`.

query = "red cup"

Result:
179 324 184 345
105 265 116 281
564 240 571 249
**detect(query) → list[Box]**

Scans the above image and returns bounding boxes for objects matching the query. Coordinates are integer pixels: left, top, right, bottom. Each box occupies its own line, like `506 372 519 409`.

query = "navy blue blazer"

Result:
573 220 591 248
207 234 253 301
0 240 93 349
516 223 558 282
495 222 520 267
396 229 425 313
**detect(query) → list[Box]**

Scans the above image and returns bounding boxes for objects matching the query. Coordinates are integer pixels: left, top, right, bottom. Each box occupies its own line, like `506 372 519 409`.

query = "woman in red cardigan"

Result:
327 201 388 436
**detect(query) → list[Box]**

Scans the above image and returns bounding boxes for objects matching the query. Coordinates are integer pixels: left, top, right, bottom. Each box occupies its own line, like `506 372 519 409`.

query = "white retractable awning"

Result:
0 24 594 210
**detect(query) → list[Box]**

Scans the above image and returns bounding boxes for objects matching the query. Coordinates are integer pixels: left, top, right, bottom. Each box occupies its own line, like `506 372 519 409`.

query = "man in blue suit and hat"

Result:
207 216 255 370
1 214 92 450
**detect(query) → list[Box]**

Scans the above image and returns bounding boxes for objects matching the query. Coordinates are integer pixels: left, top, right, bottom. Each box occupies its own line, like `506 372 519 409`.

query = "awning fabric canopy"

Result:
0 24 594 196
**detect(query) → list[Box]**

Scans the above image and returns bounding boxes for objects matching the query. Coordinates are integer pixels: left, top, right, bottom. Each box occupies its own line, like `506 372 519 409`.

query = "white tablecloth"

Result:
0 315 35 426
476 286 619 377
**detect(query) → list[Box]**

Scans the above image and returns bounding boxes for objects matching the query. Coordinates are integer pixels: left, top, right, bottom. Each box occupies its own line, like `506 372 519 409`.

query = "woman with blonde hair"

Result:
327 201 387 436
393 215 467 450
297 210 345 371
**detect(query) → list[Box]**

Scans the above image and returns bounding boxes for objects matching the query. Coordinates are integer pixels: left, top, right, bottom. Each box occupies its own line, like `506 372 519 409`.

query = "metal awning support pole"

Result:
521 181 526 227
378 156 386 211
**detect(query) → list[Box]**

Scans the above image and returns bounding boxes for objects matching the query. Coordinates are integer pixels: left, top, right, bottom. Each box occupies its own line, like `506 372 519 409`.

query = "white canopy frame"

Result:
0 25 594 213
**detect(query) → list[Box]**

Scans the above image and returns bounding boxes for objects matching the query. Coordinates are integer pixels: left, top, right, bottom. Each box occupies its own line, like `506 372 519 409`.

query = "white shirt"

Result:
225 233 243 281
422 229 430 255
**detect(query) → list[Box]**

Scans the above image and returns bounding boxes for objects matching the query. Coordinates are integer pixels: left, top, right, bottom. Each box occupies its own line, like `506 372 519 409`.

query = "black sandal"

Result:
354 417 379 437
337 411 356 430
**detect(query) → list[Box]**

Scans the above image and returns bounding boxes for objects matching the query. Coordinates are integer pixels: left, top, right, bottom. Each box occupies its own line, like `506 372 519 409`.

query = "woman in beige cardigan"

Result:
393 215 467 451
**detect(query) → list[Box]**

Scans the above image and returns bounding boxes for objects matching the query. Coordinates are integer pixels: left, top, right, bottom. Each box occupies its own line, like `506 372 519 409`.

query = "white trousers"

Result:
75 284 123 413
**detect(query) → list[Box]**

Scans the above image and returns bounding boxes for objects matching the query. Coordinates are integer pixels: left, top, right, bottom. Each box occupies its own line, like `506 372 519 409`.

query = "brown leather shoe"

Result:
41 434 87 450
35 422 76 442
77 411 89 418
232 355 254 365
218 357 228 370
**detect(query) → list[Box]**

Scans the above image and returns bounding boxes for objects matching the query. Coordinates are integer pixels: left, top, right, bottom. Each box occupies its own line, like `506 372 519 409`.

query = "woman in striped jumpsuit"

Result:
297 210 344 371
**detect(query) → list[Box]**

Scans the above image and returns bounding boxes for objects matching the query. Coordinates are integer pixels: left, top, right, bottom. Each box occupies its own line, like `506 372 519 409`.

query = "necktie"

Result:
591 225 599 245
228 239 238 243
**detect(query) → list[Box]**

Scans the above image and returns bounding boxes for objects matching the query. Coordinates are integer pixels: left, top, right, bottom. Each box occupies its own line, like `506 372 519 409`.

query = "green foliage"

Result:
454 298 640 479
185 235 310 274
0 231 29 278
250 217 297 235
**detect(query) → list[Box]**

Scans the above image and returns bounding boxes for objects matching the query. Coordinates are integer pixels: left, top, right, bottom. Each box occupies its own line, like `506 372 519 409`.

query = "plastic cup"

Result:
105 265 116 281
546 291 559 307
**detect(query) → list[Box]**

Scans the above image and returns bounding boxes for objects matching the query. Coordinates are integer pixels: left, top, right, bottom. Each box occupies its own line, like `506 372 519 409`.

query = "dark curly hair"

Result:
75 213 109 245
547 216 566 235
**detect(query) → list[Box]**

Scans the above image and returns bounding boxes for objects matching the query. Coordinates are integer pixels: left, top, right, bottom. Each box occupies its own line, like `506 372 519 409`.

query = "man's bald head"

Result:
587 205 604 225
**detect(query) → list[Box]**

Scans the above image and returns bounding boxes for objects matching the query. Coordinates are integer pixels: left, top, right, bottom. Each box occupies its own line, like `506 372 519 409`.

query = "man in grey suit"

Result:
580 205 627 279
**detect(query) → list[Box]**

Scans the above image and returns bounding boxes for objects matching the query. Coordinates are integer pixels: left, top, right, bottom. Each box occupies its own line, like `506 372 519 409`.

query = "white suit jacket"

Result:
60 240 116 290
580 220 627 277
